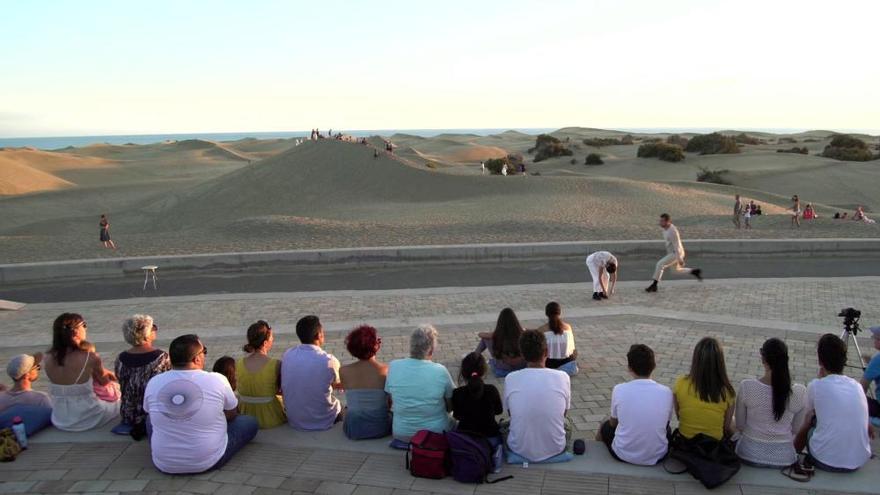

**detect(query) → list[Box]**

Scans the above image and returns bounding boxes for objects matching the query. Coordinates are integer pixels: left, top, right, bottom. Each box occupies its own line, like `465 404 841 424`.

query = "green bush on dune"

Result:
585 153 604 165
735 133 761 145
778 137 798 144
821 134 874 161
696 167 732 185
685 133 740 155
776 147 809 155
637 142 685 162
529 134 573 162
583 135 634 147
666 134 689 148
483 153 525 175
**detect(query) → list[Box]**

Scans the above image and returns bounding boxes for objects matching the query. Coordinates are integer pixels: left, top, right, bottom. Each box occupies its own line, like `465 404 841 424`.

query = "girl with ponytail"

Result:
734 337 807 468
235 320 286 428
452 352 503 439
538 302 579 376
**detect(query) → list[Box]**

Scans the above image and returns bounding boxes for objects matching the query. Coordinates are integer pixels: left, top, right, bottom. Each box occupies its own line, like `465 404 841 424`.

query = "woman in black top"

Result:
452 352 503 438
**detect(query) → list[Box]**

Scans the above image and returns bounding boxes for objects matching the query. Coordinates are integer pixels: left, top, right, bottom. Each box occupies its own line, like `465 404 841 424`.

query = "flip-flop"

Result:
781 462 812 483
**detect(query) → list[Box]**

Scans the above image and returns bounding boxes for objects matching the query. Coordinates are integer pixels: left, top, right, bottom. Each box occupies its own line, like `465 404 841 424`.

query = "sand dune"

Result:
0 157 74 195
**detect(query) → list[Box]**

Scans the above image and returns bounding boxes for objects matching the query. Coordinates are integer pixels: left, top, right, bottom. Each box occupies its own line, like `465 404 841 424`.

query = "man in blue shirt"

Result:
860 326 880 419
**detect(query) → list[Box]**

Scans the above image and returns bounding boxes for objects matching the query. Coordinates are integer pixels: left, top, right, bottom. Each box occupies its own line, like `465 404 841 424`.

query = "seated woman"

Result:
803 204 816 220
44 313 119 432
674 337 735 440
385 325 455 441
474 308 526 377
113 315 170 435
339 325 391 440
537 302 578 376
735 338 806 468
236 321 285 428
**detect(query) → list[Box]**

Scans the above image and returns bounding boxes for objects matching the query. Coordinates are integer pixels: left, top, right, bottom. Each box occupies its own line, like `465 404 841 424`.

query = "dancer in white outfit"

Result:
645 213 702 293
586 251 618 301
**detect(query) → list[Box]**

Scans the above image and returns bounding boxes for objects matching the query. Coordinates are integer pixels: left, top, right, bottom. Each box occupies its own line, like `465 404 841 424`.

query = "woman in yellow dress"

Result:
236 321 286 428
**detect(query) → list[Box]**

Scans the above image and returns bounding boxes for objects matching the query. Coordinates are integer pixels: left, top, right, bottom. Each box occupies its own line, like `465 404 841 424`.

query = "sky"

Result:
1 0 879 137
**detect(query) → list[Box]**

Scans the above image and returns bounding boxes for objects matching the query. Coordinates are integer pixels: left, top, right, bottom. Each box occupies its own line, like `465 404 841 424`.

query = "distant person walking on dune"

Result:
645 213 701 293
99 214 116 250
586 251 618 301
733 194 743 229
480 161 486 175
790 195 801 228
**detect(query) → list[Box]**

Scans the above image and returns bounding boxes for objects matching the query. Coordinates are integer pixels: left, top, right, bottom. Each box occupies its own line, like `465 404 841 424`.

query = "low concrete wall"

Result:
2 238 879 284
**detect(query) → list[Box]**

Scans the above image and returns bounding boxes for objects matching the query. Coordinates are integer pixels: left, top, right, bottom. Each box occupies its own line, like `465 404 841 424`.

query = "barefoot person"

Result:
99 214 117 250
586 251 618 301
645 213 701 293
790 195 801 228
733 194 743 229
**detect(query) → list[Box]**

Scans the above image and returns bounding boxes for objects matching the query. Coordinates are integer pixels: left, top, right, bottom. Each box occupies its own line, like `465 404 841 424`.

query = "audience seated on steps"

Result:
385 325 455 442
674 337 736 441
859 326 880 421
339 325 391 440
473 308 527 377
236 320 286 429
794 334 871 473
144 334 258 474
113 315 171 436
281 316 343 431
0 353 53 436
735 338 807 468
502 329 573 463
536 302 579 377
597 344 673 466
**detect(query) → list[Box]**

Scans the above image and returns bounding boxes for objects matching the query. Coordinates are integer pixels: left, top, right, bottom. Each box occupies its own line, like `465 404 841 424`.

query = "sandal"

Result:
781 455 814 483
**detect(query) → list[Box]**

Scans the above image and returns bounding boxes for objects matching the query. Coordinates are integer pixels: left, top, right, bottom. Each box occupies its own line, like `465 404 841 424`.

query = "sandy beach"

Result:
1 128 878 264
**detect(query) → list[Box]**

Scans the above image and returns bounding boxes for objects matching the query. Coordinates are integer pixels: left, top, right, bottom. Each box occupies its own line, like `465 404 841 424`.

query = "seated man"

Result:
281 315 343 431
597 344 673 465
795 334 872 472
144 334 257 474
0 353 53 436
860 326 880 419
503 330 572 462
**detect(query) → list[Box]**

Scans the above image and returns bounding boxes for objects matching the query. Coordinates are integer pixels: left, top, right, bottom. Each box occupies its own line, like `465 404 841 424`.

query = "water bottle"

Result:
11 417 27 449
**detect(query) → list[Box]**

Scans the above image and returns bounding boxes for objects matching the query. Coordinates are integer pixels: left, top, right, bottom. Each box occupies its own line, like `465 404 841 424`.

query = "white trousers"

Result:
587 262 608 293
653 253 692 281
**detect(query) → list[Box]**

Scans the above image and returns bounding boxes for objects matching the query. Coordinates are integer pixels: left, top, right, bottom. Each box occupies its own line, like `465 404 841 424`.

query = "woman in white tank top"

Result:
536 302 578 377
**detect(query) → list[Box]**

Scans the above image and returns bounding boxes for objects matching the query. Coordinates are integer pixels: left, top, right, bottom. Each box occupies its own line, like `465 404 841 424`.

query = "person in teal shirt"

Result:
385 325 454 441
860 326 880 419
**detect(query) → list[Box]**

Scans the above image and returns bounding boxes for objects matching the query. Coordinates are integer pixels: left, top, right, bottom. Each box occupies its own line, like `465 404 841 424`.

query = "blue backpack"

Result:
446 430 512 484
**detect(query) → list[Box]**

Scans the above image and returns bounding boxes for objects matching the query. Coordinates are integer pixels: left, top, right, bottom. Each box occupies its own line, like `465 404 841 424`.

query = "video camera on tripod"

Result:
838 307 866 370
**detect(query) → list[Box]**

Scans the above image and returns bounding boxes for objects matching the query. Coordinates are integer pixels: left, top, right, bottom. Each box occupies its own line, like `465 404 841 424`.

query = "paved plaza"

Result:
0 276 878 494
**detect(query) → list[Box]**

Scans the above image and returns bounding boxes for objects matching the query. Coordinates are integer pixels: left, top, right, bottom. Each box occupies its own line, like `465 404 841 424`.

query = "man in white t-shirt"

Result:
646 213 702 293
585 251 618 301
503 330 572 462
794 334 872 472
597 344 673 465
144 334 258 474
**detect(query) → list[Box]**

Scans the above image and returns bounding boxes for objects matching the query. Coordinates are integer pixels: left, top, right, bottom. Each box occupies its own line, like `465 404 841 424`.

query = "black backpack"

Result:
665 430 741 489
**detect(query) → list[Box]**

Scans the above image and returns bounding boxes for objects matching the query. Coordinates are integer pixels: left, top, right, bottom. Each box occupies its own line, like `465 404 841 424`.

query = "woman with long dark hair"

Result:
536 302 578 376
673 337 736 440
452 352 504 470
44 313 119 431
473 308 526 377
734 338 807 467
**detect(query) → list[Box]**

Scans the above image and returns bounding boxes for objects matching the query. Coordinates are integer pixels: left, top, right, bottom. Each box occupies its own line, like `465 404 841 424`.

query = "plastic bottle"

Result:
11 416 27 449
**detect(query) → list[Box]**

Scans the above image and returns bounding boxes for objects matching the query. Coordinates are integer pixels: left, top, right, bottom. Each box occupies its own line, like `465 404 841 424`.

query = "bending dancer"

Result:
645 213 701 293
586 250 618 301
99 214 117 250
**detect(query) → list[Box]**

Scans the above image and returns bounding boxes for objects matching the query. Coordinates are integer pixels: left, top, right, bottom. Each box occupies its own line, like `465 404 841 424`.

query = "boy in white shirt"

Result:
597 344 673 465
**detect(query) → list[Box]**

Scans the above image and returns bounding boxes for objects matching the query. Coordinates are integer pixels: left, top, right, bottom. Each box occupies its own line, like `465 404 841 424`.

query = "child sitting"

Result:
79 341 120 402
212 356 237 391
452 352 504 471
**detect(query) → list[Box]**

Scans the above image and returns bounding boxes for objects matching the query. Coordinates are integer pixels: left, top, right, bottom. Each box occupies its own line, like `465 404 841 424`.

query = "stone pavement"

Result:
0 277 878 494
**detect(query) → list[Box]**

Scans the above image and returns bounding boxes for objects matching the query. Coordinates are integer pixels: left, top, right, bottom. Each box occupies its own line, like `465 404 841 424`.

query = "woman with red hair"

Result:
339 325 391 439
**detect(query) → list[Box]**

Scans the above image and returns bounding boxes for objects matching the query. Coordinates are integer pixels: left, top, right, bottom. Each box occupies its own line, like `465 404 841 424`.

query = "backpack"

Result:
665 430 741 489
0 428 22 462
446 430 513 484
406 430 449 479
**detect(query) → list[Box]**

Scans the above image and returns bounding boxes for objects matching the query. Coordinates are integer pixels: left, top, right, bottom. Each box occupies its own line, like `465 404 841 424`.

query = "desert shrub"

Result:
483 153 525 175
570 158 577 165
803 138 819 143
735 133 760 145
822 134 873 161
778 137 798 144
776 147 809 155
425 161 438 169
585 153 604 165
685 132 740 155
666 134 689 148
696 167 732 185
529 134 573 162
583 134 634 147
637 142 685 162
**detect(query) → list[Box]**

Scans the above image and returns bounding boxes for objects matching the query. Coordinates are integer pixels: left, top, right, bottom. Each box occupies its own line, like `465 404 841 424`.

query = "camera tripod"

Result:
840 321 867 371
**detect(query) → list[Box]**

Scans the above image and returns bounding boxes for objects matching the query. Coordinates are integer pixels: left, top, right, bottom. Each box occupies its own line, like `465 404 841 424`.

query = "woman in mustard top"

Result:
674 337 736 440
236 320 286 428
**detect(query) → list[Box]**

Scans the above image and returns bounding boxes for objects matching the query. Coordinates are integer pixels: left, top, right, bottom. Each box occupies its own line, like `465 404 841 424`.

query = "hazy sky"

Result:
2 0 878 136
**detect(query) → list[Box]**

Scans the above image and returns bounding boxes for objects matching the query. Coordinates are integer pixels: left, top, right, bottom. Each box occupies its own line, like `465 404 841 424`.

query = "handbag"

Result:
664 430 740 489
0 428 22 462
